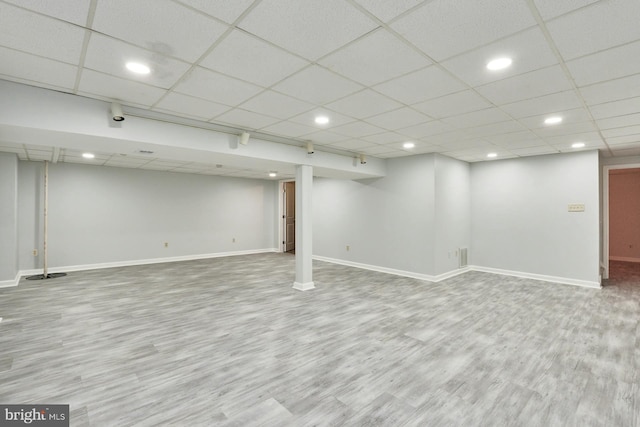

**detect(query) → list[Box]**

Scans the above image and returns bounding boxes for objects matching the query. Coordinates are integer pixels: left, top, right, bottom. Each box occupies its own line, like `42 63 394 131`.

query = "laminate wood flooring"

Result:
0 254 638 426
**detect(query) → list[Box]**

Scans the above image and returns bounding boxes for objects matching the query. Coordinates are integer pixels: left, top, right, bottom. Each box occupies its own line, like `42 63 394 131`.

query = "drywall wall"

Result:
608 168 640 261
18 161 278 270
0 153 18 283
470 150 600 284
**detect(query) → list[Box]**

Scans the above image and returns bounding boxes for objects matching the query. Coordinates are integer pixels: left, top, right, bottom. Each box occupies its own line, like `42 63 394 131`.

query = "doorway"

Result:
283 181 295 253
603 164 640 280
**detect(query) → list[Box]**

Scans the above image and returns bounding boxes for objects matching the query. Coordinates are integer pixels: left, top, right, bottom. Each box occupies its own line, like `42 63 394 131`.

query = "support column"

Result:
293 164 315 291
0 153 19 286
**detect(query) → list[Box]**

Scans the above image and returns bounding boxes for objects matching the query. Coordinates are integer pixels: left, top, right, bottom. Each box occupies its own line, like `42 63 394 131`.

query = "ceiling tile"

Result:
289 109 356 129
303 131 349 144
423 130 475 145
199 30 309 87
364 107 430 130
440 139 495 152
260 121 318 138
153 92 230 120
391 0 536 61
578 73 640 105
533 121 597 138
0 46 77 89
374 66 466 105
499 91 583 119
3 0 91 25
566 39 640 87
441 27 558 87
596 113 640 130
518 107 591 129
546 0 640 60
329 139 378 150
174 0 255 24
84 33 191 89
610 146 640 157
174 67 263 106
466 120 528 138
475 65 573 105
397 121 456 139
352 0 424 22
273 65 363 104
78 70 166 107
360 144 401 155
92 0 228 62
0 3 85 64
412 90 491 118
589 97 640 120
237 0 377 60
509 146 559 156
490 138 548 150
606 134 640 146
330 120 387 138
319 28 431 86
239 90 314 120
326 89 402 119
442 108 512 128
362 132 408 144
533 0 600 20
213 108 280 130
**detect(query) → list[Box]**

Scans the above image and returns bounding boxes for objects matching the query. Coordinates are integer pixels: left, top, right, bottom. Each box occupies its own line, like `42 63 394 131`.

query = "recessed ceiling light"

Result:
544 116 563 125
486 57 512 71
403 141 415 149
314 116 330 125
487 153 497 158
126 62 151 75
572 142 586 148
82 153 95 159
268 172 277 177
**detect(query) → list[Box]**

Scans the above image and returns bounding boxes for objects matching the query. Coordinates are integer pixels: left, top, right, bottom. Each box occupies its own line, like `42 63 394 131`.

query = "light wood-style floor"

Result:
0 255 638 426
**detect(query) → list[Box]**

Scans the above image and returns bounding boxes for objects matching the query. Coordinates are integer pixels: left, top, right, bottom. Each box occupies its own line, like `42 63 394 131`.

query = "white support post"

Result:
293 164 315 291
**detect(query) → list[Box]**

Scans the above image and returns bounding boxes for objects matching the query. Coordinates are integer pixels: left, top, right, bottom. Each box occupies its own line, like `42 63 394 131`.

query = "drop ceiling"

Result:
1 0 639 176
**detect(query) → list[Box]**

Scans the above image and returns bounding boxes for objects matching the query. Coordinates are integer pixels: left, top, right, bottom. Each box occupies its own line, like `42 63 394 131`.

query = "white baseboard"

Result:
609 256 640 263
292 281 315 291
0 272 20 288
18 248 279 280
468 265 601 289
312 255 470 283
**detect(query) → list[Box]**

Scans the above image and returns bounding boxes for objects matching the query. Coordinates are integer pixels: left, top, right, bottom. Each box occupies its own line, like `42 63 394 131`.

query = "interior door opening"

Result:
283 181 295 253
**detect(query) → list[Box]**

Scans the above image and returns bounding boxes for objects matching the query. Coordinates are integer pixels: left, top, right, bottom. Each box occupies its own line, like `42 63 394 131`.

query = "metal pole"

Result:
43 160 48 278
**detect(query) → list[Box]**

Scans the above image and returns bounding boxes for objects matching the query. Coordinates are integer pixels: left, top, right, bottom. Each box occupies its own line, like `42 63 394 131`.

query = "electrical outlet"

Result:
33 249 38 256
164 242 169 248
568 203 585 212
346 245 350 251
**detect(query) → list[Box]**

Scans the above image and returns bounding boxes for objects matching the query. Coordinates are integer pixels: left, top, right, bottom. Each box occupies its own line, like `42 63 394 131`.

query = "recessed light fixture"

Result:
487 152 497 158
125 61 151 75
544 116 563 125
82 153 95 159
268 172 277 177
486 57 512 71
572 142 586 148
315 116 330 125
403 141 415 149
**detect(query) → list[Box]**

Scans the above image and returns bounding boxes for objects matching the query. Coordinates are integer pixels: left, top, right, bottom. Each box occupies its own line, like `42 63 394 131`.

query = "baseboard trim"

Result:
312 255 470 283
19 248 279 278
292 281 315 291
609 256 640 263
468 265 601 289
0 272 20 288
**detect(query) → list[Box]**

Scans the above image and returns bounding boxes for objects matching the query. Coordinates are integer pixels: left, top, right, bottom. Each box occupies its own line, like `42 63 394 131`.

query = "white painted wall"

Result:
0 153 19 283
470 150 600 284
18 161 278 270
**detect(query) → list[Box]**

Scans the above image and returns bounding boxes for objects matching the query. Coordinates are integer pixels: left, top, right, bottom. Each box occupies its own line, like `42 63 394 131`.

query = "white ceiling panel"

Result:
476 65 573 106
3 0 91 25
362 132 408 145
329 139 378 150
533 0 600 20
174 67 263 106
359 144 401 156
289 109 356 130
589 97 640 120
566 39 640 87
374 66 466 105
260 121 318 138
518 107 591 129
533 121 597 138
0 46 77 90
319 28 430 86
303 131 349 144
544 132 604 145
500 91 583 119
467 120 528 138
546 0 640 60
326 90 402 119
0 2 85 64
199 30 309 87
397 121 455 139
153 92 230 120
239 90 314 120
273 65 363 105
606 134 640 146
214 108 280 130
442 27 558 87
509 146 559 156
364 107 430 131
174 0 255 24
596 113 640 131
391 0 536 61
237 0 378 60
442 108 512 128
92 0 228 62
352 0 424 23
78 70 166 107
578 73 640 105
330 121 387 138
412 90 491 119
84 33 191 89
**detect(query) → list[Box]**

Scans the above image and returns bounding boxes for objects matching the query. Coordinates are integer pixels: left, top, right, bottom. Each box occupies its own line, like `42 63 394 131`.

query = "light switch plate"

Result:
568 203 585 212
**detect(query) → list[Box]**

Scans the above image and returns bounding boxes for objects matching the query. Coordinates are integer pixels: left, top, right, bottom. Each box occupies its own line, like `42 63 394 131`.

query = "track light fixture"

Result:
111 102 125 122
239 132 250 145
306 142 314 154
359 154 367 165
